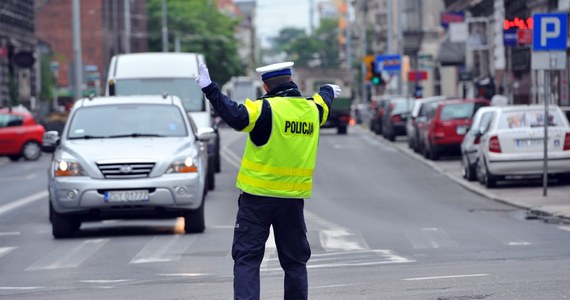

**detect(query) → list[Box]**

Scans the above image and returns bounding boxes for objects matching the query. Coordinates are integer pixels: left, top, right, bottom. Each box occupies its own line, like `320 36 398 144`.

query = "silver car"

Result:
43 95 215 238
460 106 498 181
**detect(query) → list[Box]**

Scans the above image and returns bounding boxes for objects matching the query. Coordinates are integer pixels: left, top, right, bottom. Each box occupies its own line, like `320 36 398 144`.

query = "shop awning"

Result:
437 33 465 66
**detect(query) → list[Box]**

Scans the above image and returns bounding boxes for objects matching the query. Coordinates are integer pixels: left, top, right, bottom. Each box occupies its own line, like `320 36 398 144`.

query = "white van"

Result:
105 52 219 190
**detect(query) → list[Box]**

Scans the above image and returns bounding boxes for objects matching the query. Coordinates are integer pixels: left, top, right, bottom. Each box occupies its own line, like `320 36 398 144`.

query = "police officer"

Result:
196 61 341 300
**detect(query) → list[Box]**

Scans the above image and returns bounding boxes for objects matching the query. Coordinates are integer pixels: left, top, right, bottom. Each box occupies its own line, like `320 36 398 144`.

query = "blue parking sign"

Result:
532 13 568 51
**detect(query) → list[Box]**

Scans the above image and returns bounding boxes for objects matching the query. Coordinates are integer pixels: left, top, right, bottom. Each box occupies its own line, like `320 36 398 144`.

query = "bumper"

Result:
50 173 203 217
487 153 570 175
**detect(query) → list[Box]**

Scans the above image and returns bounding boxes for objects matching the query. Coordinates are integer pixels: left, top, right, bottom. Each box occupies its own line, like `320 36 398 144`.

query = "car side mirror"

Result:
196 127 216 142
42 131 60 153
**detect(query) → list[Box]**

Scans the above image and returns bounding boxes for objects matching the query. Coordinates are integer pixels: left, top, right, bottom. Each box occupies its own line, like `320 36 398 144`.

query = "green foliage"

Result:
39 53 54 100
267 17 340 69
147 0 244 84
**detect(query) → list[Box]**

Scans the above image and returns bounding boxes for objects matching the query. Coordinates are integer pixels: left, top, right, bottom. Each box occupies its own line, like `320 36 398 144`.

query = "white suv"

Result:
43 95 215 238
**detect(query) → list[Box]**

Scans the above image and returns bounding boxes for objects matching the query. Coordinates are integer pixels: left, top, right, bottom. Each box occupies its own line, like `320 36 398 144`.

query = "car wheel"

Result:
207 164 215 191
483 160 497 188
8 155 21 161
22 141 42 161
337 126 347 135
387 131 395 142
214 133 221 173
461 154 477 181
426 143 439 161
184 201 205 233
51 203 80 239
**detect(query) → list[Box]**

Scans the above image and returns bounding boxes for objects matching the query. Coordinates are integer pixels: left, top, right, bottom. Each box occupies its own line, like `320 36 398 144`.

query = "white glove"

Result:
325 84 341 98
196 63 212 88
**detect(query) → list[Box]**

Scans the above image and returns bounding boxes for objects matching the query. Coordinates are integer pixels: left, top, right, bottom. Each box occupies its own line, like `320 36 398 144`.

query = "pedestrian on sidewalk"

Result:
196 61 340 300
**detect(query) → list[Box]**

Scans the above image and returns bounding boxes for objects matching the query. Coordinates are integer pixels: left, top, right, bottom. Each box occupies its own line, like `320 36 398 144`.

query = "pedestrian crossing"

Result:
0 215 564 275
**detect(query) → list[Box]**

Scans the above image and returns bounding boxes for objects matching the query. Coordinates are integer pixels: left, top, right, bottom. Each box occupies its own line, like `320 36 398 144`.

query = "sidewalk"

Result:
361 127 570 223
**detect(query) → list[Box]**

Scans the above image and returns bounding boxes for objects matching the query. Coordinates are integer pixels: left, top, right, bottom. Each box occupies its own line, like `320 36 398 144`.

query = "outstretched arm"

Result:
197 64 250 131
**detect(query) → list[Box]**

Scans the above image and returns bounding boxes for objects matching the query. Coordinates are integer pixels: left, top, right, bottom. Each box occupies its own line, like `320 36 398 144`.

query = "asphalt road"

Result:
0 126 569 299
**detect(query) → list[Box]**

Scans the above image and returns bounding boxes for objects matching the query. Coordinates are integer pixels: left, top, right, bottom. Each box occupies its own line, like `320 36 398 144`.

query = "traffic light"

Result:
370 61 383 86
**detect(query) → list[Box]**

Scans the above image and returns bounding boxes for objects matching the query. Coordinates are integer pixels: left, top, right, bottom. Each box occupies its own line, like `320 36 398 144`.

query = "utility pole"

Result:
309 0 315 35
124 0 131 53
72 0 83 100
162 0 168 52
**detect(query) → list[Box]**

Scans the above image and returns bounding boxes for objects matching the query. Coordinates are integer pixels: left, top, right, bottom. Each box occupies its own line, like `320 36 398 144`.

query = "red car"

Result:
420 98 489 160
0 109 45 161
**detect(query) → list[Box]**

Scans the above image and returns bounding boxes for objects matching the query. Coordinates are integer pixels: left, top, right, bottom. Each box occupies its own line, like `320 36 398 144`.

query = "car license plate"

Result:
516 139 543 147
456 126 467 135
104 190 149 202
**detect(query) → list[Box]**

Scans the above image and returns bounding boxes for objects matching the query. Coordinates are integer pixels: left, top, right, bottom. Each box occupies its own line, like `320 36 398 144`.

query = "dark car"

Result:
420 98 490 160
369 95 404 135
381 97 414 141
406 96 448 152
0 109 45 161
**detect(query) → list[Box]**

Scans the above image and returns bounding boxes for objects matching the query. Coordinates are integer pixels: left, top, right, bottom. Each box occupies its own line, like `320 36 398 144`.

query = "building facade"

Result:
35 0 148 100
0 0 37 108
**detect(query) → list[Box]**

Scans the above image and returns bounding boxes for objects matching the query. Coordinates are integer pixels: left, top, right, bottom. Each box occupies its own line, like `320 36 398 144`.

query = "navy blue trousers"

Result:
232 193 311 300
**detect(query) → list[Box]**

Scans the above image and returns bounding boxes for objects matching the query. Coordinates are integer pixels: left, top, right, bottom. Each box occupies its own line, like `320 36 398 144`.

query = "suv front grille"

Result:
97 162 155 179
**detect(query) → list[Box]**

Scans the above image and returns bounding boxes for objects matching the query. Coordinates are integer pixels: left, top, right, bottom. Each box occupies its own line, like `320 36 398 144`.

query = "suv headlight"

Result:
166 157 198 174
54 160 86 177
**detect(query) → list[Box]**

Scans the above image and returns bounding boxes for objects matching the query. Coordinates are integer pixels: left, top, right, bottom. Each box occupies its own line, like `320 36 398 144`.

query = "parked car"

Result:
0 108 45 161
420 98 490 160
369 95 404 135
460 106 498 181
406 96 448 151
43 95 215 238
381 97 414 141
476 105 570 188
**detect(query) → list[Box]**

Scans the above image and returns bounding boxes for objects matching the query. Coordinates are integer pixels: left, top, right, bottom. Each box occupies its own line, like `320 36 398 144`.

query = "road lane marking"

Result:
0 190 48 216
80 280 131 284
0 232 20 236
404 227 459 249
0 247 17 259
0 173 37 182
26 239 108 270
159 273 208 277
319 229 369 251
403 274 489 281
130 235 196 264
0 287 43 290
559 226 570 232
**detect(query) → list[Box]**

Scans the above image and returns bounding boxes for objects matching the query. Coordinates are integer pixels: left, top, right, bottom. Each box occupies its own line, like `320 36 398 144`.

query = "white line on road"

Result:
26 239 108 270
0 232 20 236
558 226 570 232
0 173 38 182
0 247 17 259
0 190 48 216
0 287 43 290
130 235 196 264
403 274 489 281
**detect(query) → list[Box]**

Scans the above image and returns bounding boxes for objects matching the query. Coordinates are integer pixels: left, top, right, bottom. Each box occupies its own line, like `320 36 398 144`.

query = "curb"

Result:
359 126 570 223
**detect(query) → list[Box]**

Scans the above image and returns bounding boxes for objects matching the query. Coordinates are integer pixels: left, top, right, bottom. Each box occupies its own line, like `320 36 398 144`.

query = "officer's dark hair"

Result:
263 75 291 91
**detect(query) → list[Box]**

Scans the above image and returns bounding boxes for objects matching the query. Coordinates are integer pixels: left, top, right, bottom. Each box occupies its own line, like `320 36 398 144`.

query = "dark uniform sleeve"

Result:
201 82 251 131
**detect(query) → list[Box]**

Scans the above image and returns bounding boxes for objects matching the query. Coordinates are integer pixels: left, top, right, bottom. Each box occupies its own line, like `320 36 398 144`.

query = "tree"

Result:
147 0 244 84
266 18 340 69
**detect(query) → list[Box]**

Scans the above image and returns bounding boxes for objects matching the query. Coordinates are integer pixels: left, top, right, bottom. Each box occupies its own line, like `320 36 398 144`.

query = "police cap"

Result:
256 62 294 81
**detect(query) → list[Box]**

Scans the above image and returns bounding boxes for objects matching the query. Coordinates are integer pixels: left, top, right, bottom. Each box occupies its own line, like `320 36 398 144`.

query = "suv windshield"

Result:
67 104 188 139
440 102 486 121
115 78 204 112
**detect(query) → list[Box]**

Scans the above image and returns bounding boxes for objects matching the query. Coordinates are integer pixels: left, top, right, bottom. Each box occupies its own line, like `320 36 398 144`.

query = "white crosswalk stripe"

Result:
0 247 17 259
26 239 108 270
130 235 197 264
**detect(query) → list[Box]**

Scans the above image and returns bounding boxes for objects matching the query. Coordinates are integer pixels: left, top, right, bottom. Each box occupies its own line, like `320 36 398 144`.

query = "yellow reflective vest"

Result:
236 94 329 199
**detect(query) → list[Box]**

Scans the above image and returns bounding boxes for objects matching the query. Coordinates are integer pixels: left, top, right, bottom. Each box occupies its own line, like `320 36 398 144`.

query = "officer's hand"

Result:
196 64 212 88
325 84 341 98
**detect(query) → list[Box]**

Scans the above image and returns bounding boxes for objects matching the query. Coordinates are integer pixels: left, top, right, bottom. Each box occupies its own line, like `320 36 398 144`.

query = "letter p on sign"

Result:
533 13 568 51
